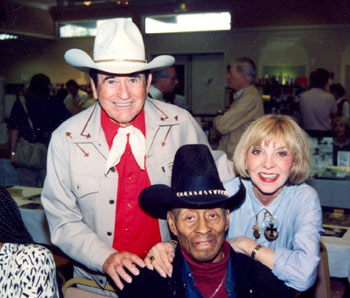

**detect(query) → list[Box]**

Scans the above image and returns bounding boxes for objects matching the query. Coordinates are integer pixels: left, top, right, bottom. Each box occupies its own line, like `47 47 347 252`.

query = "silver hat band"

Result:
94 58 147 63
176 189 229 197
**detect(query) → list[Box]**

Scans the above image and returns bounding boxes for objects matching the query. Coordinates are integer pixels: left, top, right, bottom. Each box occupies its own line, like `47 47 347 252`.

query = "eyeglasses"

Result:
162 75 177 82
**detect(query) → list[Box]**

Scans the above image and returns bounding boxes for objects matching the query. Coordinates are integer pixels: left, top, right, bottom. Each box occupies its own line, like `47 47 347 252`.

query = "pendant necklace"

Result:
208 270 227 298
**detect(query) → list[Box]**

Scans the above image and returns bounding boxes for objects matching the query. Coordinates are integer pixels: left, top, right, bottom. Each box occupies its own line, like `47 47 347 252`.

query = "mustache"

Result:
191 234 218 243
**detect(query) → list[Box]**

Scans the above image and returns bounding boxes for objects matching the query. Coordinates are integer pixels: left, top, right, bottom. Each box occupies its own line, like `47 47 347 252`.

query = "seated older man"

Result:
120 144 293 298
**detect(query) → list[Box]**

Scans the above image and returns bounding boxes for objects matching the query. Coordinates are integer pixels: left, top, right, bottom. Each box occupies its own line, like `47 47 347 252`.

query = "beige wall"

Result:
1 24 350 88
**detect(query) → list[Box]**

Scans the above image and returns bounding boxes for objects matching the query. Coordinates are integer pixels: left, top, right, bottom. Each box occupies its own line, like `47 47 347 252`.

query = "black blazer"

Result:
120 246 294 298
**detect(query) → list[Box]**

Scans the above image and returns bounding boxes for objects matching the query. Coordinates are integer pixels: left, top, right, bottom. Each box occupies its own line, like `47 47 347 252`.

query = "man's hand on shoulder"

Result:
103 251 145 290
144 241 176 278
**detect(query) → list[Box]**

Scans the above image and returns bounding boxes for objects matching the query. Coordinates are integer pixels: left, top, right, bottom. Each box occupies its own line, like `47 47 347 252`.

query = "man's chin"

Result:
193 250 221 263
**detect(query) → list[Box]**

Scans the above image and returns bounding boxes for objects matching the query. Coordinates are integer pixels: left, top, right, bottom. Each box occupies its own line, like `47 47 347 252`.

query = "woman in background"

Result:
8 73 69 187
0 186 60 297
332 116 350 165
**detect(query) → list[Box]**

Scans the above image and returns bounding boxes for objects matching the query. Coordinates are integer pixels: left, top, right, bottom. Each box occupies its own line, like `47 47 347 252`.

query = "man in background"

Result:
149 66 187 109
300 68 337 137
330 83 350 119
64 79 89 115
213 57 264 160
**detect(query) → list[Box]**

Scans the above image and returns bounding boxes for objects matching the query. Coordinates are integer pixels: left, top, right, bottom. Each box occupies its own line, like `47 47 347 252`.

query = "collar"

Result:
248 179 285 215
70 99 180 142
181 240 230 272
233 89 244 100
233 85 255 100
101 107 146 149
180 242 236 297
336 97 345 104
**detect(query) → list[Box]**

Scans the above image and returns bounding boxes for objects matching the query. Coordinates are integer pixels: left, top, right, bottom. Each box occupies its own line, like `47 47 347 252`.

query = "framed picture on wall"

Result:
337 151 350 167
311 137 333 173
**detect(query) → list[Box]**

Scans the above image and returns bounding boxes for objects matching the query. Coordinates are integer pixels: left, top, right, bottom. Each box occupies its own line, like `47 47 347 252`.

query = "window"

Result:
58 18 132 38
145 12 231 34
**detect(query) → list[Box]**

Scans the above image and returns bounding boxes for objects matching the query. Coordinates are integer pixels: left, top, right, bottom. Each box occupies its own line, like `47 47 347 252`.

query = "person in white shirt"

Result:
64 79 89 115
299 68 337 137
330 83 350 119
148 66 187 109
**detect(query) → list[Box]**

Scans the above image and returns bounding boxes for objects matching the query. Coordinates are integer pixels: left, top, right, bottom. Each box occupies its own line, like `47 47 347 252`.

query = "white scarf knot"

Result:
105 125 146 174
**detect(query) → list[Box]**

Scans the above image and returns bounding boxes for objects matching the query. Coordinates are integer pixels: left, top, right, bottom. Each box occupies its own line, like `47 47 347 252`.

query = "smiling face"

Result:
246 139 295 205
334 120 346 137
168 208 229 263
91 71 152 127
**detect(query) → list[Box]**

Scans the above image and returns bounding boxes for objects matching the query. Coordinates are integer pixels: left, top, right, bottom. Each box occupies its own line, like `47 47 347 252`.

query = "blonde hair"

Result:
233 114 312 184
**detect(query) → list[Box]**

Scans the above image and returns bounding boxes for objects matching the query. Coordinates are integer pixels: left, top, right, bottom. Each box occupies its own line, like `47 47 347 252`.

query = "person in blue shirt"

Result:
224 114 322 292
145 115 322 293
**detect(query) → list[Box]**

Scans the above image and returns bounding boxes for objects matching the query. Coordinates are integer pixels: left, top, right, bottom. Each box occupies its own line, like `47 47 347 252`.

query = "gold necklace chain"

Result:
208 270 227 298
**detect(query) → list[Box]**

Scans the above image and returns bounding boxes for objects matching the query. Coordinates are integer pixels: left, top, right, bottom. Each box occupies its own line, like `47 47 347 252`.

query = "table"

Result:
7 185 52 245
306 178 350 209
322 209 350 279
322 224 350 278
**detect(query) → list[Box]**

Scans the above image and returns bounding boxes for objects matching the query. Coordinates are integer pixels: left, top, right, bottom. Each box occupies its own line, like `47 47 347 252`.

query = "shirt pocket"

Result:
71 174 100 199
159 158 173 178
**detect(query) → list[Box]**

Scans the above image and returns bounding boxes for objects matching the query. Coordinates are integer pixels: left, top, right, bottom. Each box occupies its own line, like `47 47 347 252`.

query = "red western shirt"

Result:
101 109 161 258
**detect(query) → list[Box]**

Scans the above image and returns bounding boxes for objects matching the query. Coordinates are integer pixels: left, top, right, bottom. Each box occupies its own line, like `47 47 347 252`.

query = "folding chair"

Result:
62 277 116 298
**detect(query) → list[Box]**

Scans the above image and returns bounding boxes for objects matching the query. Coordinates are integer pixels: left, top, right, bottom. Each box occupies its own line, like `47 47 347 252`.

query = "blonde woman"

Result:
224 114 322 292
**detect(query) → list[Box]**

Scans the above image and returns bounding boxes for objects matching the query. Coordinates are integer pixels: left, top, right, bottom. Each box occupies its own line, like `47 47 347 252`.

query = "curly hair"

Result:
0 187 33 244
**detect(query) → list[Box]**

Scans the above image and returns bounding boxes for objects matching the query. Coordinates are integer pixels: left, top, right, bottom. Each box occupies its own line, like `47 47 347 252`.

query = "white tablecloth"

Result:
9 185 51 245
322 224 350 278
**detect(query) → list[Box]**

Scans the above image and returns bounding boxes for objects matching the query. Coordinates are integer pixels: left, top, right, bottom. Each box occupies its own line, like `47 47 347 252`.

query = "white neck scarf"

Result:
105 125 146 174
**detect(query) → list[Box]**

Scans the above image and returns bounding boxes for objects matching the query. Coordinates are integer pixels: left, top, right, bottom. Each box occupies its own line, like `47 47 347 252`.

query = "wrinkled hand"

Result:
228 236 256 256
103 251 145 290
144 241 175 278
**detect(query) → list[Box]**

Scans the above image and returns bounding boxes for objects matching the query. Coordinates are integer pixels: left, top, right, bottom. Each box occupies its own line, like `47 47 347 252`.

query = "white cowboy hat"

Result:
64 18 175 74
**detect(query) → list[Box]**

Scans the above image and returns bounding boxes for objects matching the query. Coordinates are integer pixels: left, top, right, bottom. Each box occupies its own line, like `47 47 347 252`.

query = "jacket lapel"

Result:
69 98 180 159
144 98 180 153
69 103 110 159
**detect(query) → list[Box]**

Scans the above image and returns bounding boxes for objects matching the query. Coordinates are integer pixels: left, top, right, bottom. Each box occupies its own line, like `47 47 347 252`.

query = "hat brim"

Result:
139 181 246 220
64 49 175 74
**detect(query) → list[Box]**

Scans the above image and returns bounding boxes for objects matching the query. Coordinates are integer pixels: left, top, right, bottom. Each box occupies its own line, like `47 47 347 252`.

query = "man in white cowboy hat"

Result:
120 144 293 298
41 18 234 295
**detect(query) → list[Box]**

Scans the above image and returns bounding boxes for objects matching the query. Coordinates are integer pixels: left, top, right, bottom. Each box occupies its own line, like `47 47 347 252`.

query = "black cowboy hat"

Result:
139 144 245 219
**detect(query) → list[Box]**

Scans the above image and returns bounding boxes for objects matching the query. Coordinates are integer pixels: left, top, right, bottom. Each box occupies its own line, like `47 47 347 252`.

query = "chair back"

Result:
64 287 110 298
313 242 332 298
62 277 117 298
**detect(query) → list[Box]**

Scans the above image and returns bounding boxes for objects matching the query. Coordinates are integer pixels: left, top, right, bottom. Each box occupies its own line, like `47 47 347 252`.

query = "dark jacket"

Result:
120 246 293 298
8 93 70 145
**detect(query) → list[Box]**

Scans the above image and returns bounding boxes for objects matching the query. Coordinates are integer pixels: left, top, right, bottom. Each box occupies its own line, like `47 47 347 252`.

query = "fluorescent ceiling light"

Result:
0 34 18 40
